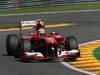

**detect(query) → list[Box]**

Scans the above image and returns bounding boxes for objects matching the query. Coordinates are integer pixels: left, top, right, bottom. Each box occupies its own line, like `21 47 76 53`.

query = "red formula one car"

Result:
6 21 80 61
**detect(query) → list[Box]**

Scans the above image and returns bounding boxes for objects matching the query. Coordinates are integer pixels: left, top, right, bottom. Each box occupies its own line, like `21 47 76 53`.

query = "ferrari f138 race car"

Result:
6 21 80 61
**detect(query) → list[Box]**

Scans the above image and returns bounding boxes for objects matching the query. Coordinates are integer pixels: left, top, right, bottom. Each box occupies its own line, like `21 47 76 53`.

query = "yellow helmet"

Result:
39 29 46 35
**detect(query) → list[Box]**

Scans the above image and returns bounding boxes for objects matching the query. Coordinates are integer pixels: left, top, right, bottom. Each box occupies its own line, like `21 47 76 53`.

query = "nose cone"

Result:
56 35 63 39
53 35 64 41
45 37 57 44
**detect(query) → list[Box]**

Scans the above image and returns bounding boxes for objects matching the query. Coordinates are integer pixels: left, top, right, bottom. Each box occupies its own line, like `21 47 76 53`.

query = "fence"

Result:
0 0 100 9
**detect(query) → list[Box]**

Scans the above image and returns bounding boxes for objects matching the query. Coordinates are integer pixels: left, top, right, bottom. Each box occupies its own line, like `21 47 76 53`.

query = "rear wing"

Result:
19 21 37 36
20 21 37 27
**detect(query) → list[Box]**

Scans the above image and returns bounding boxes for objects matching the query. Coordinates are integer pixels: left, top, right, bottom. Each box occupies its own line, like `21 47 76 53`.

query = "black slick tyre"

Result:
65 36 80 60
65 36 79 50
6 34 19 56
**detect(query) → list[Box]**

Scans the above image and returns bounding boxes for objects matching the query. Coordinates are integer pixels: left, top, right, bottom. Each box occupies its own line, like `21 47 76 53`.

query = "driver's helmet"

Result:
39 28 46 35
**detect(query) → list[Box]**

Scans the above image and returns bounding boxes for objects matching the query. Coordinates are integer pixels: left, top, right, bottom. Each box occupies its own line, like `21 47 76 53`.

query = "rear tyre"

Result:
6 34 19 56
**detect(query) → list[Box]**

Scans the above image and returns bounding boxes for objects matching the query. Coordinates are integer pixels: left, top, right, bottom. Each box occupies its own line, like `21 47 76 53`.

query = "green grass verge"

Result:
93 47 100 60
0 2 100 15
1 2 100 28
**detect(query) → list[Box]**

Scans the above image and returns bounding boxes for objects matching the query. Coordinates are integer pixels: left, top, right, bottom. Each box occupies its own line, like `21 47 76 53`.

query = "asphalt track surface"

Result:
0 11 100 75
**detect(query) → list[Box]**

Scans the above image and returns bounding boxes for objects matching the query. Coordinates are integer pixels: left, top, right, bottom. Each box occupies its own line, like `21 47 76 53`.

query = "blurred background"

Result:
0 0 100 9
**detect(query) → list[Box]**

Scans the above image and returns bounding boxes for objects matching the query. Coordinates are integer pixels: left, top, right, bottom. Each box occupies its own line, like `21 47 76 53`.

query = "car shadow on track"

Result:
1 54 78 63
2 54 9 56
15 58 78 63
15 59 61 63
1 54 58 63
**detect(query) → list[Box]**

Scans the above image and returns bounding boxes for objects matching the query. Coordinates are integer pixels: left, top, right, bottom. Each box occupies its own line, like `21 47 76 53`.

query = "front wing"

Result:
20 50 79 60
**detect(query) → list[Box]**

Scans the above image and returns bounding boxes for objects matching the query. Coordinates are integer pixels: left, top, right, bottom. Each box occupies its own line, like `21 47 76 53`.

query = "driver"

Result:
34 19 45 35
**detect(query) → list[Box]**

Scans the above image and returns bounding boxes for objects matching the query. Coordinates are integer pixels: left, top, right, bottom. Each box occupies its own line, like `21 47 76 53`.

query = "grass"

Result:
1 2 100 28
0 2 100 15
93 47 100 60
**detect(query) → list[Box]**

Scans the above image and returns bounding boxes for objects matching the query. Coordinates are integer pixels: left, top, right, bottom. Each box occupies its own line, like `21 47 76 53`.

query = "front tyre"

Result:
65 36 80 60
65 36 79 50
14 39 32 59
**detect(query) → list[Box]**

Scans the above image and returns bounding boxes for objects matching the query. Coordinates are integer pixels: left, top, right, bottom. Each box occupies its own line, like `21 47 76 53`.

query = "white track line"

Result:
61 62 96 75
79 40 100 46
61 40 100 75
1 9 100 16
